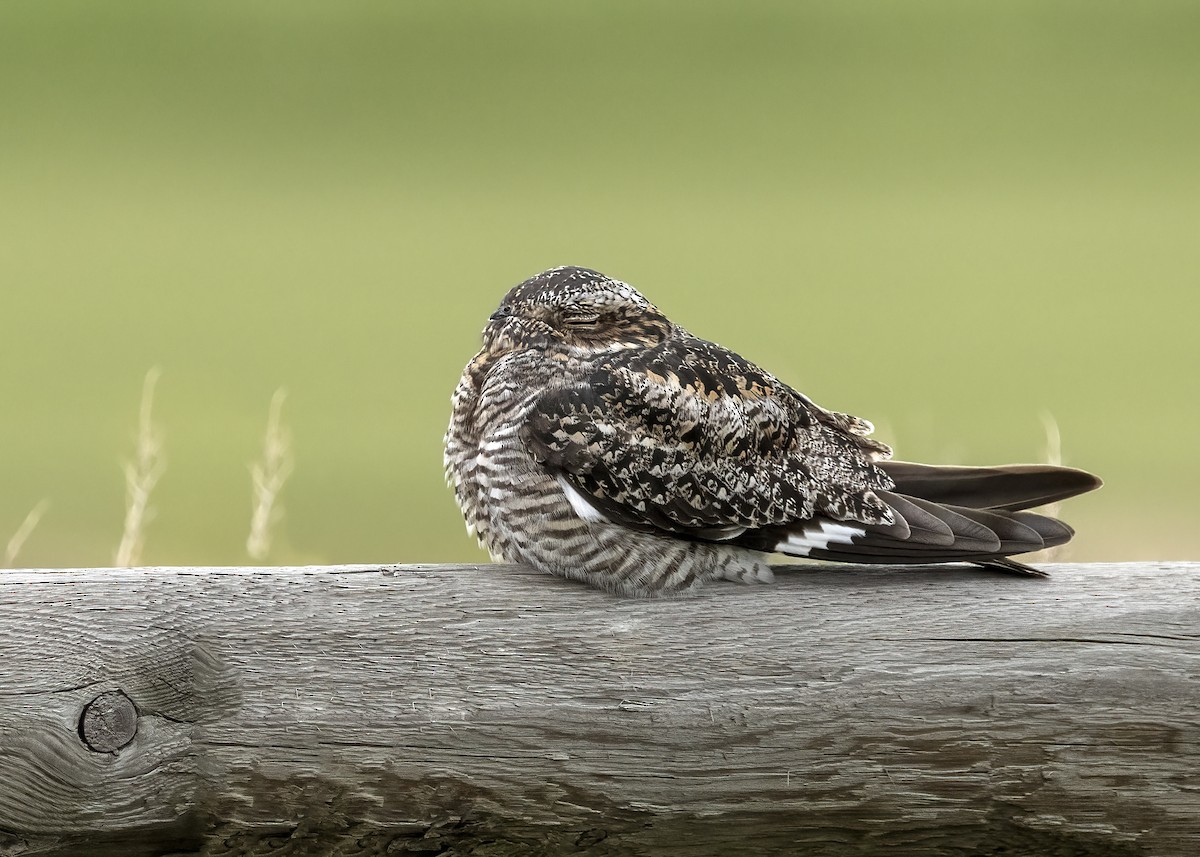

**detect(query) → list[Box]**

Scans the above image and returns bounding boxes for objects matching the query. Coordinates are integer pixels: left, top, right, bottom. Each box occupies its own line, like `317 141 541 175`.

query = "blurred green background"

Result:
2 0 1196 568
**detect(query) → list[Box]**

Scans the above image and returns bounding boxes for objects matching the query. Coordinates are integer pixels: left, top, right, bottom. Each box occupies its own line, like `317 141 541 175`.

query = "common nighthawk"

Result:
445 266 1101 595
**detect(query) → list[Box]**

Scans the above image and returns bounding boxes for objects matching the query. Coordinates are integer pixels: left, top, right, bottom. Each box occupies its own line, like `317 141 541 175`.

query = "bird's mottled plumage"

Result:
445 266 1101 595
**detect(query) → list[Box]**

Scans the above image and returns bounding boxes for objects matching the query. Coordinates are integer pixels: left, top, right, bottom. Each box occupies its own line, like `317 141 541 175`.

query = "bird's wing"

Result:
522 336 896 540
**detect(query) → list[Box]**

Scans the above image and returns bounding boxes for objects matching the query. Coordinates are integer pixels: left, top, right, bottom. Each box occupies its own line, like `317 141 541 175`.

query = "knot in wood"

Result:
79 690 138 752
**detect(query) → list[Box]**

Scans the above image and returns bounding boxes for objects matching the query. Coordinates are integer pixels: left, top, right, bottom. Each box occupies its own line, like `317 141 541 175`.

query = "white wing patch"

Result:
775 521 866 556
557 476 610 524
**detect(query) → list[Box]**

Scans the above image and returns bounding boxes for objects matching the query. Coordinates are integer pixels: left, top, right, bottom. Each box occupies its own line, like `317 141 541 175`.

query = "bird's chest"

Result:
449 350 569 453
445 351 577 542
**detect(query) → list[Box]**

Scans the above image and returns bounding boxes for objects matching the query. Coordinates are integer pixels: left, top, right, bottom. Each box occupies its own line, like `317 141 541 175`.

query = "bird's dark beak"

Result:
489 304 515 323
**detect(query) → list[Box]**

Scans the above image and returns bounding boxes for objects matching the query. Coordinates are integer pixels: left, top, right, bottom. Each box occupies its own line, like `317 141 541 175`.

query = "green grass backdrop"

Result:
2 0 1197 567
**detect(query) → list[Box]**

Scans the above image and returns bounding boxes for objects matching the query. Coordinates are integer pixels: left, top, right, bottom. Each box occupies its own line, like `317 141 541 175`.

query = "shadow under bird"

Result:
445 266 1102 596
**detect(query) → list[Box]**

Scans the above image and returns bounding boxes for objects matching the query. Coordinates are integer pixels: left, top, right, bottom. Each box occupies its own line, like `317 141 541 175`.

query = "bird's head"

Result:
482 266 672 357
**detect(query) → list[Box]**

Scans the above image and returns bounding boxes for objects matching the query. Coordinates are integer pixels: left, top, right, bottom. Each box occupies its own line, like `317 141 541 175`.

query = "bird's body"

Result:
445 266 1100 595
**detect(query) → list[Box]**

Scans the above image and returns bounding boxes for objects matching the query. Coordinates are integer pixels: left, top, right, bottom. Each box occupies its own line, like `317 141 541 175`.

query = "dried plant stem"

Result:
4 499 51 568
1040 411 1064 517
1039 411 1065 560
115 368 165 568
247 388 294 562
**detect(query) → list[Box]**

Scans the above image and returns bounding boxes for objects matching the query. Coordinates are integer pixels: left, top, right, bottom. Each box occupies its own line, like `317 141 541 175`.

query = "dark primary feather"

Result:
878 461 1103 511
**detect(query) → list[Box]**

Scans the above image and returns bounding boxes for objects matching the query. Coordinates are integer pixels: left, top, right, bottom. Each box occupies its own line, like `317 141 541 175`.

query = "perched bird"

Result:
445 266 1101 596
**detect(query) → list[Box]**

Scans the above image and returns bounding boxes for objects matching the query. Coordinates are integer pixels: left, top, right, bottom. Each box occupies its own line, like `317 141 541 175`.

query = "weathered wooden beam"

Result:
0 562 1197 856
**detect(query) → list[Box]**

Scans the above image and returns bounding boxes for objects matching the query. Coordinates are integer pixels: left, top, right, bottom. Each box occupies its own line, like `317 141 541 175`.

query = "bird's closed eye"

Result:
561 310 601 326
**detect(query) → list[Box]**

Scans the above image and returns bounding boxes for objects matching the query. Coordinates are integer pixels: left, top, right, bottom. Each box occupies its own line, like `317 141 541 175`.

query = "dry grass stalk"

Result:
1040 411 1064 516
1039 411 1065 560
115 368 166 568
4 499 51 568
247 388 294 562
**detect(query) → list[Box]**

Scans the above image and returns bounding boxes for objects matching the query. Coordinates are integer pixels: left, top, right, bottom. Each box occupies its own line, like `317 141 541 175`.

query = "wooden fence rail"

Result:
1 562 1197 856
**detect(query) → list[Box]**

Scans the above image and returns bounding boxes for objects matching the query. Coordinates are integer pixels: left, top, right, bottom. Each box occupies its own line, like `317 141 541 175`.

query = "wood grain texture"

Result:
0 562 1197 856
